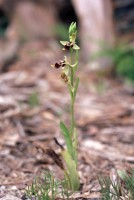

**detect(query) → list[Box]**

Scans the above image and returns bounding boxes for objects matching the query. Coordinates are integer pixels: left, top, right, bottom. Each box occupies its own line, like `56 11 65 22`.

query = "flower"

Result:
62 41 74 51
60 41 80 51
51 59 66 69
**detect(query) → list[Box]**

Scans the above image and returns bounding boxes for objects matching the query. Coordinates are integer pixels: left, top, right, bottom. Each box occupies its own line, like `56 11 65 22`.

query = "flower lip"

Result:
55 62 61 68
63 41 74 51
52 59 66 69
60 60 66 67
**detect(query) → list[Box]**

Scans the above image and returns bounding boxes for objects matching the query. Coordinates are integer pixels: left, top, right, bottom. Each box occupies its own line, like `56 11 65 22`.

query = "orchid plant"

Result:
51 22 80 191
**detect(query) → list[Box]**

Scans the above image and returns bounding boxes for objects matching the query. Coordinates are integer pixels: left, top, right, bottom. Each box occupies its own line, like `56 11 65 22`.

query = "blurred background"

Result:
0 0 134 81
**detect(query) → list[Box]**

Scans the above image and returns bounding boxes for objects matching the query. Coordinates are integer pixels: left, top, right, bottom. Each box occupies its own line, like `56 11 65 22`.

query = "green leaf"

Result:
73 129 77 148
60 121 73 157
62 150 80 191
73 128 78 165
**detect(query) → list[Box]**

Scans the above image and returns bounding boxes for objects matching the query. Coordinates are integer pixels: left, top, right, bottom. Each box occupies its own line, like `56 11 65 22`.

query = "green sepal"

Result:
62 150 80 191
60 41 67 46
73 44 80 50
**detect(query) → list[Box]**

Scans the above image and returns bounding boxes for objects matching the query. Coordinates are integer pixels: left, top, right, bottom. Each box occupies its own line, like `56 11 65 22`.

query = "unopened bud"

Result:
69 22 77 42
61 72 69 84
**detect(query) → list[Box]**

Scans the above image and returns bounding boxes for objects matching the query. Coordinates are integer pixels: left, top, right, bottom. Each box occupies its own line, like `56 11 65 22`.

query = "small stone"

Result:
11 186 17 190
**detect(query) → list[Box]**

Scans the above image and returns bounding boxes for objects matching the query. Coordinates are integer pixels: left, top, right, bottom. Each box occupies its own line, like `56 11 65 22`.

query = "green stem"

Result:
70 48 75 138
74 50 78 72
70 48 74 87
70 99 74 138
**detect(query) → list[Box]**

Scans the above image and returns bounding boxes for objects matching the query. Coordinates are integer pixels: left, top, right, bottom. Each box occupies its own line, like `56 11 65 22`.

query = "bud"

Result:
69 22 77 42
61 72 69 84
69 22 77 36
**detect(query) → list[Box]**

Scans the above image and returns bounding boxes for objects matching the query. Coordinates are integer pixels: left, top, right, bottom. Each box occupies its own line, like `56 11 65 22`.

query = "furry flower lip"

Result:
60 41 80 51
62 41 74 50
51 59 66 69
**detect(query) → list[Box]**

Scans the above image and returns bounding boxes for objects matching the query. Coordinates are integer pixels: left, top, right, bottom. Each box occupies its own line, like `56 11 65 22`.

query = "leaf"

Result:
73 128 78 165
62 150 80 191
73 128 77 150
60 121 73 157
